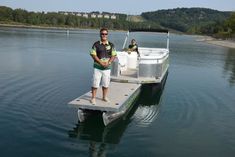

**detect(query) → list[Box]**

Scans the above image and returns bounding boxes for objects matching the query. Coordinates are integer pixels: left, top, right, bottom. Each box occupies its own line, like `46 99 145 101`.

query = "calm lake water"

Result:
0 27 235 157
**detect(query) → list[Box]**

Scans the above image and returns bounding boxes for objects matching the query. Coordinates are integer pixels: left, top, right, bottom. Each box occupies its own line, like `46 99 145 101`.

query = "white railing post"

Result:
167 32 170 50
122 31 129 49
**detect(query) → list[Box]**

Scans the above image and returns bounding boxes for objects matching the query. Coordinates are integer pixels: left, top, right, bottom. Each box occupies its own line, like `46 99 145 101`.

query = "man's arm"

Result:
90 44 107 67
136 45 140 57
108 56 116 65
91 55 107 67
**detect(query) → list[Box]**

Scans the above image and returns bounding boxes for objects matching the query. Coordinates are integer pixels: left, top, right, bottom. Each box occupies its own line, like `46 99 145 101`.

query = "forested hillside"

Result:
0 6 159 30
0 6 234 38
142 8 231 32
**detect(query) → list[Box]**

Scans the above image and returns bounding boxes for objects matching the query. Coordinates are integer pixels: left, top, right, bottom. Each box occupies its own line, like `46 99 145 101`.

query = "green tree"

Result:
227 12 235 34
27 12 41 25
13 8 28 23
65 15 77 26
0 6 13 21
57 14 66 25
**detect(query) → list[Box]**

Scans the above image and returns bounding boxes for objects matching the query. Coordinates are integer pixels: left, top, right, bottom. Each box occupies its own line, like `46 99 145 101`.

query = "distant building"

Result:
82 13 89 18
59 11 68 15
110 15 116 19
91 13 97 18
97 14 103 18
104 14 110 19
58 11 117 20
76 13 82 16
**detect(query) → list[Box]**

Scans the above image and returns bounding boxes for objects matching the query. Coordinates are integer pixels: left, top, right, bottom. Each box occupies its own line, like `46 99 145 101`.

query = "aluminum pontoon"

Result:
68 29 170 126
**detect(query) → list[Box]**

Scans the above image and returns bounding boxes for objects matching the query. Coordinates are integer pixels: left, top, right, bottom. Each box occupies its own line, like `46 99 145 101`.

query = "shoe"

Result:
90 98 96 105
102 97 110 103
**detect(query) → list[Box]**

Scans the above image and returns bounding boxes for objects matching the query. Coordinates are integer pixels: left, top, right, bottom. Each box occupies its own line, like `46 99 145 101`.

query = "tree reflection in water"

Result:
223 48 235 85
68 74 168 156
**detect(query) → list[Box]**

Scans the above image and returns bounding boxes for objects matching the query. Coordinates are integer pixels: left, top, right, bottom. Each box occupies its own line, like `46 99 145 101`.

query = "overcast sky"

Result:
1 0 234 14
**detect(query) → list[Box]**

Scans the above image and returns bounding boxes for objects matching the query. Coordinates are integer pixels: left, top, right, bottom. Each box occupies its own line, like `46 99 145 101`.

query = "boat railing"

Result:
122 29 170 50
111 49 169 79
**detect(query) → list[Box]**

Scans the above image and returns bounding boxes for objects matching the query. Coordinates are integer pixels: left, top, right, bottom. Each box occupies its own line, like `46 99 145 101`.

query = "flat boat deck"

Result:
68 82 141 112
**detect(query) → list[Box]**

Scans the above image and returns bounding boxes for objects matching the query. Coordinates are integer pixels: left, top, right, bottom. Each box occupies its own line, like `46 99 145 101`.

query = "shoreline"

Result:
0 23 126 32
206 39 235 49
0 23 95 31
1 23 235 49
196 36 235 49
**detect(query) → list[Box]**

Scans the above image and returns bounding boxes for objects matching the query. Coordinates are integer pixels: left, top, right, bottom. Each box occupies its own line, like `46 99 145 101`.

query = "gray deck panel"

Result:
68 82 141 112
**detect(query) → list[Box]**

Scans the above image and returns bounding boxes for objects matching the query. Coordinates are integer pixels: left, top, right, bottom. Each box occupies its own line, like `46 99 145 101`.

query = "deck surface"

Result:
68 82 141 112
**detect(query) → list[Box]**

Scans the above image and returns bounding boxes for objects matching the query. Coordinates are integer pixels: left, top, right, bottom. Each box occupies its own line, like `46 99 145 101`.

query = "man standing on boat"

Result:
90 28 117 105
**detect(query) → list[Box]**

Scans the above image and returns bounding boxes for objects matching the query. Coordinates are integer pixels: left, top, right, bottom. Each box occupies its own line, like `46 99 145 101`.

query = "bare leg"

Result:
102 86 108 100
91 87 97 99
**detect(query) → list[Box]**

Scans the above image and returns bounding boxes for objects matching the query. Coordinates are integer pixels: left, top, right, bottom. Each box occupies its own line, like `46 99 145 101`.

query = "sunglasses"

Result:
100 33 108 36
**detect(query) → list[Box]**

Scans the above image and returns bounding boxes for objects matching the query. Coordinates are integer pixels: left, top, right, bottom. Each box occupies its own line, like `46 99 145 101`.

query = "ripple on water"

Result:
0 71 76 138
133 104 161 127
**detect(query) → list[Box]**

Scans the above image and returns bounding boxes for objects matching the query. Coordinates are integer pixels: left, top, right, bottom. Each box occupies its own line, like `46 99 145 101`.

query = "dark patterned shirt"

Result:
90 41 117 70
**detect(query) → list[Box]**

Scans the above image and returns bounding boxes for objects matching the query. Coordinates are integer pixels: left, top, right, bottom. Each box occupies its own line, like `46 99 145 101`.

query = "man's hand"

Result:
91 55 109 68
100 62 109 68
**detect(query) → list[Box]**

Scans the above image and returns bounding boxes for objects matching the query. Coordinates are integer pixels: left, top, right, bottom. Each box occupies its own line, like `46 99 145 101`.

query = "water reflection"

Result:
68 111 132 157
223 48 235 85
68 75 167 156
133 74 167 127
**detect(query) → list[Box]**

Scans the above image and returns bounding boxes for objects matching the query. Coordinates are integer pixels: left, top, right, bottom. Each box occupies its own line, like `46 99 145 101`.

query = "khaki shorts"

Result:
92 68 111 88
